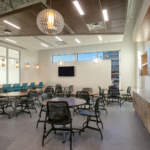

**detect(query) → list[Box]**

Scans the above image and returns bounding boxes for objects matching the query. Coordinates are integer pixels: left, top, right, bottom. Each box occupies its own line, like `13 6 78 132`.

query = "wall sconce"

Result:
16 61 19 68
26 63 30 69
2 58 5 67
36 64 39 69
57 60 64 66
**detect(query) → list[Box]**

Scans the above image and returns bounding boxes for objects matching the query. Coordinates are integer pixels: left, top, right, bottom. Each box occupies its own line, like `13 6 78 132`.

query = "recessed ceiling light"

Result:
75 39 80 43
5 38 17 43
73 1 84 15
102 10 108 21
3 20 20 29
41 43 48 47
55 36 62 41
99 36 102 41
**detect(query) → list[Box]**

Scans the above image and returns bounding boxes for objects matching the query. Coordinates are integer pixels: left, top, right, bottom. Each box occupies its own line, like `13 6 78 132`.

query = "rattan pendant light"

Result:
37 0 64 35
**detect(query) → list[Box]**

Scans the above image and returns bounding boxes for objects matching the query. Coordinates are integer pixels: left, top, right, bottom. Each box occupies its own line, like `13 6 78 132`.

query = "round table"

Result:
42 97 86 108
42 97 86 143
31 89 43 92
103 88 124 91
0 92 28 118
71 91 98 96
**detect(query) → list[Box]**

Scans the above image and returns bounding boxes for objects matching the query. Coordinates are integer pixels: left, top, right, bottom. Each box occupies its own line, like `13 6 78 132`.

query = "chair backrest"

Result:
0 89 7 93
94 96 102 116
21 83 28 89
101 89 105 99
69 85 74 92
98 86 101 96
44 87 54 94
109 86 120 97
2 84 11 92
38 82 43 88
76 91 90 104
47 86 54 89
66 90 72 98
127 86 131 94
42 93 52 101
47 101 71 121
12 84 20 92
82 88 93 92
30 82 35 87
21 89 28 92
27 91 35 101
55 85 63 93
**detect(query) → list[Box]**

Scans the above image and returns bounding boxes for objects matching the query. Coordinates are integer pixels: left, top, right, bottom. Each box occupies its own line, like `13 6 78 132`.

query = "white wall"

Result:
39 19 136 92
0 41 40 86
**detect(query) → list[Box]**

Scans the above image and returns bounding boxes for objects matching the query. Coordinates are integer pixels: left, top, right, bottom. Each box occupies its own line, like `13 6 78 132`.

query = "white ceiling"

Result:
0 34 124 51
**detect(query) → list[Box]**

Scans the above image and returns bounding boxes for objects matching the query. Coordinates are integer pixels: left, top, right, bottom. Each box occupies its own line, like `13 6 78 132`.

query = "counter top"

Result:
132 89 150 103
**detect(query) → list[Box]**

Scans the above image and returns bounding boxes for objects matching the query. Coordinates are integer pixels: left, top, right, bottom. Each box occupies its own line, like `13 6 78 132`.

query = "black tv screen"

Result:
58 66 74 77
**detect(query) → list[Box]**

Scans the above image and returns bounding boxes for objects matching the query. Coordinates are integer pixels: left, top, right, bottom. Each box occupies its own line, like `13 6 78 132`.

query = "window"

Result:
8 49 20 84
77 53 97 61
0 46 20 85
52 54 74 62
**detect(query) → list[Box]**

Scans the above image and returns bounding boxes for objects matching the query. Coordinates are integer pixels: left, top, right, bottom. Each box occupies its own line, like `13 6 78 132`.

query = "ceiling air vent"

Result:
55 41 67 45
87 22 106 31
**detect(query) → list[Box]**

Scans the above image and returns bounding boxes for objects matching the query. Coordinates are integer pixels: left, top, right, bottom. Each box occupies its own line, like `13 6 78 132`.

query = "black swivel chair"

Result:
76 91 91 113
36 93 52 128
121 86 132 104
107 86 121 107
79 96 103 139
16 91 37 118
44 87 54 97
42 101 73 150
55 85 64 97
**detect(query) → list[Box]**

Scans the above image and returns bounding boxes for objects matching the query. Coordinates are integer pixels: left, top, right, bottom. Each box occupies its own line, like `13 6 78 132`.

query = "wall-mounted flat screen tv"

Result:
58 66 74 77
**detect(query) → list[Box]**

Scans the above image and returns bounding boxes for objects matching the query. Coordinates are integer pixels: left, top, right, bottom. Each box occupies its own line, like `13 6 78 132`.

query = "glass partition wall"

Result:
0 46 20 85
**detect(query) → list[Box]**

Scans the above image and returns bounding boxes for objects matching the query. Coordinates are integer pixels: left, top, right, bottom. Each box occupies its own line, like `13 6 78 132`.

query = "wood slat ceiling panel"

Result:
52 0 79 18
82 11 104 24
14 11 37 26
134 6 150 42
2 15 29 28
78 0 100 14
108 6 126 20
29 5 46 15
106 18 125 29
21 25 44 35
59 28 71 35
11 30 28 36
65 16 89 33
100 0 127 9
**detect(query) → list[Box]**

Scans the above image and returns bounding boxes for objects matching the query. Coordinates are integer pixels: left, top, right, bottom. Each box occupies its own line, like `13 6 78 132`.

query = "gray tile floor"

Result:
0 102 150 150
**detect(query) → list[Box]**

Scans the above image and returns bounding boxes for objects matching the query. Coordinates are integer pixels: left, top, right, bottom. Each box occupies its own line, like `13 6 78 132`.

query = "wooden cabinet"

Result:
141 49 150 76
133 90 150 134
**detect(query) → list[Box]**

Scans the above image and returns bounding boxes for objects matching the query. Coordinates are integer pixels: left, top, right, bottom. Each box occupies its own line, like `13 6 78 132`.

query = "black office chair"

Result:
36 93 52 128
16 91 37 118
121 86 132 104
76 91 91 113
42 101 73 150
108 86 121 107
79 96 103 139
69 85 74 92
55 85 64 97
47 86 54 89
0 91 10 119
0 89 14 110
82 88 93 92
44 87 54 97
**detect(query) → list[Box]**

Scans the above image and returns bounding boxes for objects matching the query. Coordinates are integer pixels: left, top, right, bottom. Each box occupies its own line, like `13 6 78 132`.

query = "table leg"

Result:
62 125 66 143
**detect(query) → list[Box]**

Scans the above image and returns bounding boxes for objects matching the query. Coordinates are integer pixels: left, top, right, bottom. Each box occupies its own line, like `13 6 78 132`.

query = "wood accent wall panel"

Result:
133 91 150 133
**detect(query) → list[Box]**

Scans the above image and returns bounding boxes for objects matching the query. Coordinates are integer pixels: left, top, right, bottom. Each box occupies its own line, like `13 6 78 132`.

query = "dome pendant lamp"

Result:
37 0 64 35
